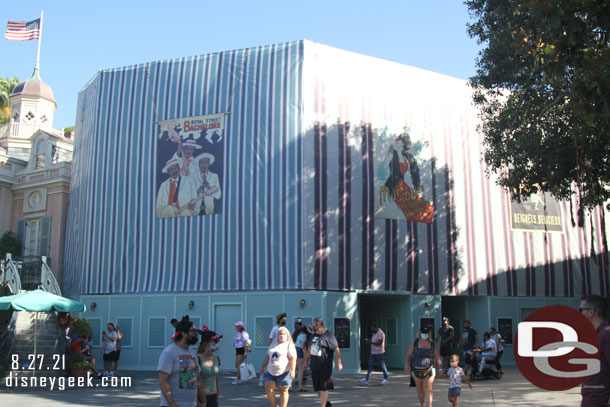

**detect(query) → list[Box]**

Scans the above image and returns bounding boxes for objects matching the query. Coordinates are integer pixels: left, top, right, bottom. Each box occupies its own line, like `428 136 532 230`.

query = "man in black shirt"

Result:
303 317 343 407
436 317 454 373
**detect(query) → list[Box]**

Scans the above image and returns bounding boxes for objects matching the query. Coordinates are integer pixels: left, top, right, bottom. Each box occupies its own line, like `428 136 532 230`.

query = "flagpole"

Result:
35 10 43 70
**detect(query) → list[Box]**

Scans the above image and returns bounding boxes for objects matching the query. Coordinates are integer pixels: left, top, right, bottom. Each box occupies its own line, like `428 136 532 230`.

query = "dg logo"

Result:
514 305 600 391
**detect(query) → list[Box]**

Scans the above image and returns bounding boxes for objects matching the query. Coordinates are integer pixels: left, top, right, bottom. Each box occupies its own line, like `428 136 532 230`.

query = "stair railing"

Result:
40 256 61 296
0 253 21 376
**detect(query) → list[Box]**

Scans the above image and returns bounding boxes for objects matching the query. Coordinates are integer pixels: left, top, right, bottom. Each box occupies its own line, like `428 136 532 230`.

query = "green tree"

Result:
0 76 19 124
466 0 609 249
0 230 22 259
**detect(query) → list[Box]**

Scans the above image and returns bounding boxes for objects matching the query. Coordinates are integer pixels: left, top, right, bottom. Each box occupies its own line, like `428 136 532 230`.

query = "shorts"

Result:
311 369 334 392
296 347 304 359
263 370 292 387
235 347 245 356
448 387 461 397
103 351 117 361
205 394 218 407
412 367 436 379
440 344 452 357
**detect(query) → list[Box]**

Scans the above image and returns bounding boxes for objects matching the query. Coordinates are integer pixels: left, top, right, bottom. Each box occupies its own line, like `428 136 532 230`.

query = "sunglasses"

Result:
578 307 593 313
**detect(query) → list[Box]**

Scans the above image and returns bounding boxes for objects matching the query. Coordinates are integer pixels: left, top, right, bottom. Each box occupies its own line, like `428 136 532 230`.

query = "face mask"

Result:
421 334 429 340
235 326 241 332
210 343 219 351
278 334 288 342
450 362 457 367
187 335 198 345
280 320 286 326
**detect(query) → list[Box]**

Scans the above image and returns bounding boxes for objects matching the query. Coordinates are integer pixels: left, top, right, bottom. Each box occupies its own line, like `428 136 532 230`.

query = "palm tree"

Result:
0 76 20 124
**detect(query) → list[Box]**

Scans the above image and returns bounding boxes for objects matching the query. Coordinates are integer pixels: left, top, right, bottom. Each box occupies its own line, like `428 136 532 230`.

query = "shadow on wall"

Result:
301 119 463 295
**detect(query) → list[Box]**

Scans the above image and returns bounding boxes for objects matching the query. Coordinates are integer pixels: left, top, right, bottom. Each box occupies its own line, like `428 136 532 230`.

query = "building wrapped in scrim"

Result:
63 40 609 370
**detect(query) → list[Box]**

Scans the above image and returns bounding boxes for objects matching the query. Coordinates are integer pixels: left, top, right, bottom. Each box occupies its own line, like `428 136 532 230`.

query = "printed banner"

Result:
374 127 434 223
155 113 225 219
510 191 563 233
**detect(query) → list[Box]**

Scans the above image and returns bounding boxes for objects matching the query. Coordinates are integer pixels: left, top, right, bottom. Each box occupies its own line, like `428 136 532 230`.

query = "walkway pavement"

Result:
0 367 582 406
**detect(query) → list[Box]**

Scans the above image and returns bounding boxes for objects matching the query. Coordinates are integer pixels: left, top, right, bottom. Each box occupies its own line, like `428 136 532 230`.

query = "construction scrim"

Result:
63 40 609 297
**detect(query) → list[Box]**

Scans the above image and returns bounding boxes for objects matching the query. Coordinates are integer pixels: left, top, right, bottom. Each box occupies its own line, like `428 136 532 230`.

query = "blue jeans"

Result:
365 353 388 380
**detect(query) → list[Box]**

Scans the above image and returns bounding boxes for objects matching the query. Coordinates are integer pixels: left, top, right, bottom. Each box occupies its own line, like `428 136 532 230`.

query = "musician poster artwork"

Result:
374 126 434 223
155 113 225 219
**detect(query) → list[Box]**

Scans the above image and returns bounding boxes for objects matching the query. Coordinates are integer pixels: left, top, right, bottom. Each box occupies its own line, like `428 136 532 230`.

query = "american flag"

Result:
5 19 41 41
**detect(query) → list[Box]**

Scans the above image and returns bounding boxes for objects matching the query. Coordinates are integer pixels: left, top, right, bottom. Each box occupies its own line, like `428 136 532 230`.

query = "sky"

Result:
2 1 483 130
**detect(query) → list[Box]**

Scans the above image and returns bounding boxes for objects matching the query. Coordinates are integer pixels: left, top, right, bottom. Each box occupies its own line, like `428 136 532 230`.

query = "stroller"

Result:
466 350 502 380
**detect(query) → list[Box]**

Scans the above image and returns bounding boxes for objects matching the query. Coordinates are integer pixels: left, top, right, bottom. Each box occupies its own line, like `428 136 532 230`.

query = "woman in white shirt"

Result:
232 321 251 384
259 326 297 407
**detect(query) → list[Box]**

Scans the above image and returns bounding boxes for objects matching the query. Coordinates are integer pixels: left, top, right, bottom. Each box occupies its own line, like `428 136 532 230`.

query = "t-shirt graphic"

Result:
178 355 198 389
271 351 280 362
310 336 322 357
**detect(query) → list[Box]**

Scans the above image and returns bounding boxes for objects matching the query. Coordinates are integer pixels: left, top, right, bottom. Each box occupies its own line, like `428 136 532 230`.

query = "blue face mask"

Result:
421 334 429 340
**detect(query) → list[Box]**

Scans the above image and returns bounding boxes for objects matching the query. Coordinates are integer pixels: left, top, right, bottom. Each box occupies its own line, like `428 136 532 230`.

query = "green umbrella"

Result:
0 289 86 312
0 289 86 375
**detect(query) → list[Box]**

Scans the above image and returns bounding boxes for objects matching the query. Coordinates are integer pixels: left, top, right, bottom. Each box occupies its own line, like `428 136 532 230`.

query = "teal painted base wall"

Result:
71 291 578 372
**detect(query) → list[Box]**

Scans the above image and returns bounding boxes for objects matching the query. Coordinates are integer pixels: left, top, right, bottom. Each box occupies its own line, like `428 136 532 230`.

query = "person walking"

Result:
259 326 297 407
404 326 442 407
293 320 311 391
303 317 343 407
158 319 205 407
457 320 478 375
269 312 287 344
359 322 389 385
232 320 251 384
438 354 472 407
579 295 610 407
437 317 454 373
196 326 223 407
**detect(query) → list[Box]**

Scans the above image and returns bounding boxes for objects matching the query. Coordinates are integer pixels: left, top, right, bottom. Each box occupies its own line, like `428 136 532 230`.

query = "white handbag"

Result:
240 361 257 381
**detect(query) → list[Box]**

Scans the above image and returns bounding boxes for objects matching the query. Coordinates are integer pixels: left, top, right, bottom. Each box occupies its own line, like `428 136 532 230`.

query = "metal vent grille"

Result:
255 317 274 346
148 318 166 348
117 318 132 347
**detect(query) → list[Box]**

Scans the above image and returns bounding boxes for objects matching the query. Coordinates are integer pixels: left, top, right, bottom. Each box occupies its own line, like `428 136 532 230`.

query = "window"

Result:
35 140 46 169
41 114 47 123
12 111 19 121
25 111 35 121
255 316 274 347
25 218 41 256
22 216 51 256
51 146 59 163
148 317 166 348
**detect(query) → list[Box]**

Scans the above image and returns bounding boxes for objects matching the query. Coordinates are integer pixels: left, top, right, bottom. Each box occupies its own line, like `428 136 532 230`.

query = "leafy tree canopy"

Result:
0 231 22 259
0 76 19 124
466 0 610 227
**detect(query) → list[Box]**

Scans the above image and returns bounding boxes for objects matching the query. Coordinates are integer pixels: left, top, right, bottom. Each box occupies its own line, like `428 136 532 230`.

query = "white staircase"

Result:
5 311 64 378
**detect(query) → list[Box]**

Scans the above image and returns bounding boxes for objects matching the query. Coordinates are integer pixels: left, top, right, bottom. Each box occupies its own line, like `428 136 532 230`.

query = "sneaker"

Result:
258 377 264 387
231 379 241 385
359 378 369 385
380 379 389 386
